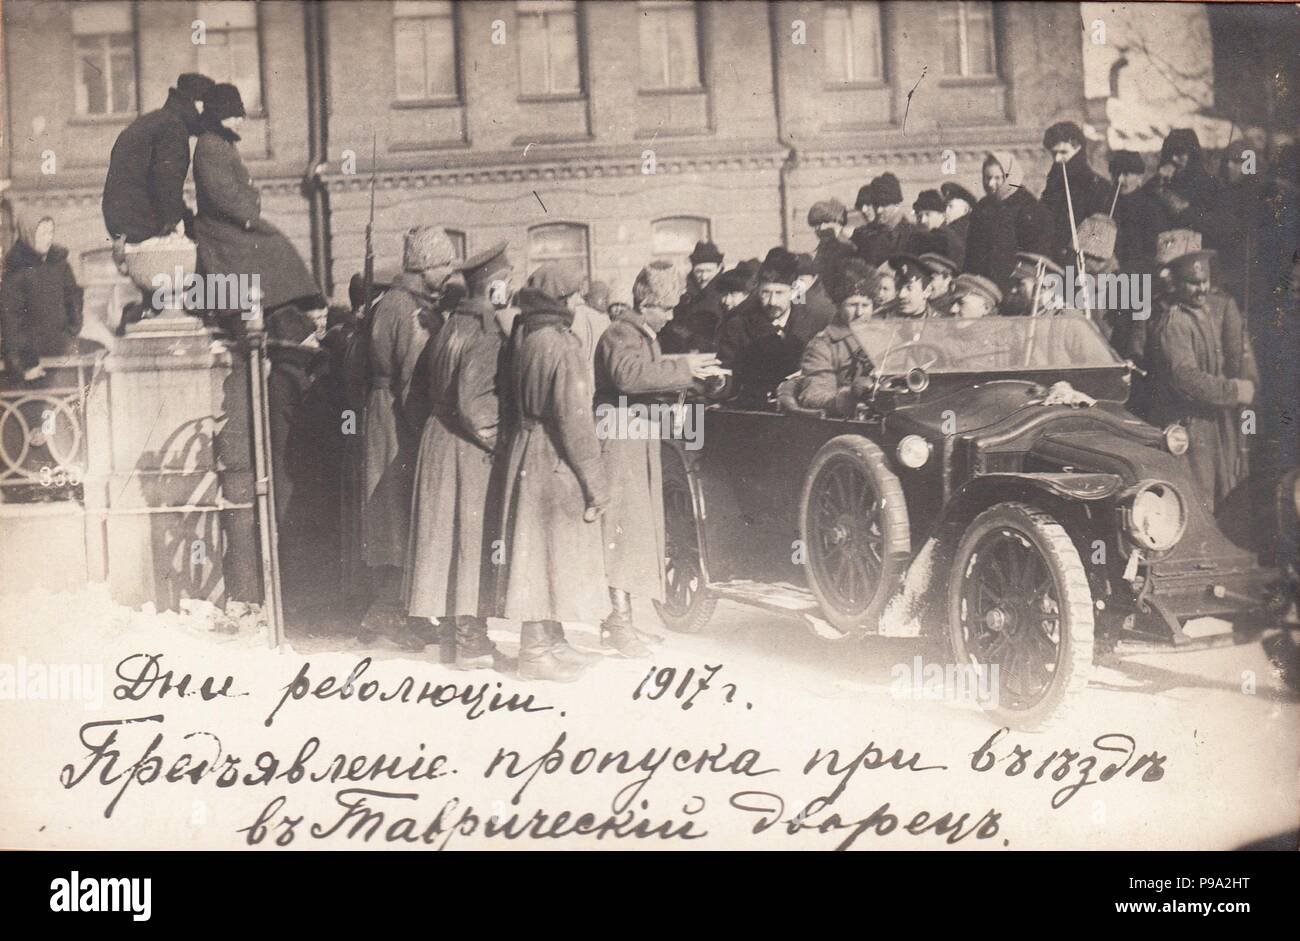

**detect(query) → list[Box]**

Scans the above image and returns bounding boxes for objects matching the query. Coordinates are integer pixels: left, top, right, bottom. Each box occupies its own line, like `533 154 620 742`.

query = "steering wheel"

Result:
881 340 948 373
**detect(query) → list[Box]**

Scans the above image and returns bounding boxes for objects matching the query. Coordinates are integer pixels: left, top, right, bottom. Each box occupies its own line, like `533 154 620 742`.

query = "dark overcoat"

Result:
963 188 1053 285
101 89 198 243
0 242 83 371
405 299 502 620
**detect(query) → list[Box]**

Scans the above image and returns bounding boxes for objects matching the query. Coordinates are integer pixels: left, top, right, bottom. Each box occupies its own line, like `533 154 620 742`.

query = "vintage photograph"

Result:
0 0 1296 870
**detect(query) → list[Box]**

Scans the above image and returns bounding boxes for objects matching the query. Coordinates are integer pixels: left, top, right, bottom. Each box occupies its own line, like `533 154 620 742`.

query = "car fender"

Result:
936 472 1123 543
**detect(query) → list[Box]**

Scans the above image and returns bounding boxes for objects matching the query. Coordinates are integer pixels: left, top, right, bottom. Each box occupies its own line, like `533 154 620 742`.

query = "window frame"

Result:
650 215 712 267
193 0 267 116
516 0 586 102
392 0 463 106
526 222 592 286
637 0 704 95
940 0 1000 82
71 1 139 119
821 1 888 90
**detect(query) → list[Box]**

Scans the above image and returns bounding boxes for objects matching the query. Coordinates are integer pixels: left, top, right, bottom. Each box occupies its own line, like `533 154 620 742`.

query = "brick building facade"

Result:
1 0 1087 318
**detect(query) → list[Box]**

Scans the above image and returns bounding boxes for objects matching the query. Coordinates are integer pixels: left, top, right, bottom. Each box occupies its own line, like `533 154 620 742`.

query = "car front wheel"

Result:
947 501 1095 730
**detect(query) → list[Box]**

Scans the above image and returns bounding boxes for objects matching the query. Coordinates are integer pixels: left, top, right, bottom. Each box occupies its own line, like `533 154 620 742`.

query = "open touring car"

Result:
654 311 1293 728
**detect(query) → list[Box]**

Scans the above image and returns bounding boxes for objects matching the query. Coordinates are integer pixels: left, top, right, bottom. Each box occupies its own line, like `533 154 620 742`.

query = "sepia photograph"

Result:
0 0 1296 910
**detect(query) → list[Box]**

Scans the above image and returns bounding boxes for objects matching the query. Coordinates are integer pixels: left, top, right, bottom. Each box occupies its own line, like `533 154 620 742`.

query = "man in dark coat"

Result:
964 152 1054 287
854 173 915 267
1040 122 1114 266
662 240 725 354
1150 250 1258 514
102 73 213 245
918 253 959 315
1109 150 1168 275
494 275 611 682
405 243 512 670
909 189 965 267
1 213 84 381
807 199 856 280
1151 129 1219 237
877 255 944 319
795 258 880 416
360 225 457 647
793 252 838 326
595 261 721 658
941 181 978 260
716 248 830 406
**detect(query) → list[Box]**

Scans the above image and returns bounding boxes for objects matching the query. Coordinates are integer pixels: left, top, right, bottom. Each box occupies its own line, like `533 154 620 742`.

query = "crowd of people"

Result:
2 70 1294 675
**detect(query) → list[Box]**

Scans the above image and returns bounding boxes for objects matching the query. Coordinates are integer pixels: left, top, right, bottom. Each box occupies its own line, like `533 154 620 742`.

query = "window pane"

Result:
518 13 548 92
230 30 262 111
72 1 131 35
110 48 135 113
446 231 467 261
823 7 849 84
424 17 457 97
665 8 698 88
967 5 995 75
394 0 452 16
940 9 961 75
548 11 580 93
850 3 881 80
530 224 587 258
77 39 108 114
652 217 709 260
394 20 426 98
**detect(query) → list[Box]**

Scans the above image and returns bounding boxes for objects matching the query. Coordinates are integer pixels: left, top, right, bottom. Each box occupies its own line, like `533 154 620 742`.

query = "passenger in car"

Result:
794 258 880 416
715 247 830 406
877 255 944 319
949 274 1002 319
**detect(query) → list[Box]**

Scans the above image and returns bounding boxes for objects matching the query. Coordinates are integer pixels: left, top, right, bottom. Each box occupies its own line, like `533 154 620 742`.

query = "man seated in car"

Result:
1001 252 1066 317
877 255 944 319
793 257 880 416
715 247 830 406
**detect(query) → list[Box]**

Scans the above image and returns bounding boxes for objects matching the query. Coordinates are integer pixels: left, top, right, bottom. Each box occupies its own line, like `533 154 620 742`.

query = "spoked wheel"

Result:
800 436 910 635
948 502 1095 730
654 458 717 633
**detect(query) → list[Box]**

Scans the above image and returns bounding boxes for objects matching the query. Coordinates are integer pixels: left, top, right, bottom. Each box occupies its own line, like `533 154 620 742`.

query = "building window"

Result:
823 2 884 85
72 2 136 117
638 1 700 92
517 0 582 97
393 1 458 101
651 217 710 268
941 0 997 78
527 224 589 286
446 230 467 261
194 1 263 113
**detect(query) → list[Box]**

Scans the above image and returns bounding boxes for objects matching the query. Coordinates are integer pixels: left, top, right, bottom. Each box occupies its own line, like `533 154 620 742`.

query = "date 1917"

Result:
631 664 750 711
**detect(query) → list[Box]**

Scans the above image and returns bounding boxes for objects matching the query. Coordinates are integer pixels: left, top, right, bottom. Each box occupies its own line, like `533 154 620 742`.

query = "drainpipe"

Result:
302 1 332 296
767 1 794 248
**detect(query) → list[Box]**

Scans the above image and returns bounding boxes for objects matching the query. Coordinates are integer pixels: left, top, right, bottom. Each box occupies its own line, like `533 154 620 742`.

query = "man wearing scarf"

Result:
1040 121 1113 266
594 262 722 658
494 269 611 681
360 224 457 647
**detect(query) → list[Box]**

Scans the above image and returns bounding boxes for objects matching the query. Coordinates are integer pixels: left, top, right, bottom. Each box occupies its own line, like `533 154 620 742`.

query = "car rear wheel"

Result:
800 435 910 634
947 501 1095 730
654 458 718 633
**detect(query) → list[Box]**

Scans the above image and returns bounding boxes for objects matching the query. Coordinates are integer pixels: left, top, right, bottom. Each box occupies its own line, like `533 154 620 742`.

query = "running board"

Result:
708 580 851 641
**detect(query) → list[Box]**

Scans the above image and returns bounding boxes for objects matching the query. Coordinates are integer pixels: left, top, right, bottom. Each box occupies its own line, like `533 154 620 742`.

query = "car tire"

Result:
947 501 1095 731
799 434 911 635
654 451 718 634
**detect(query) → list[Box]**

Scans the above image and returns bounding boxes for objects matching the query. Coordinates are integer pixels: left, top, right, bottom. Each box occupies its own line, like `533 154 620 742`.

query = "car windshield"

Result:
847 311 1123 375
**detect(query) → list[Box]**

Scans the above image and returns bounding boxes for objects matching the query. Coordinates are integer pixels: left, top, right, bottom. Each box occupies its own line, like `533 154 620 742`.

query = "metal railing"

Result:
0 355 99 504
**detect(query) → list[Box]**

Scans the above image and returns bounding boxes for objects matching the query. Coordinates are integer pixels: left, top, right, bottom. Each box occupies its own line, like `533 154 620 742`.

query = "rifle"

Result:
362 131 378 323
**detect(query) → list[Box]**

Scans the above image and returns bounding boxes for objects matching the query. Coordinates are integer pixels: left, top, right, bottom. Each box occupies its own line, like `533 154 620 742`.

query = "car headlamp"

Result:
1163 423 1189 456
896 435 931 469
1123 480 1187 552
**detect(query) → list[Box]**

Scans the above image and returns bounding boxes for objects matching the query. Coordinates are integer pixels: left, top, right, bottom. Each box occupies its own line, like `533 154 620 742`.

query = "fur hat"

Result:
633 261 685 310
1108 150 1145 178
1077 214 1118 260
825 257 880 304
689 241 724 265
1155 229 1202 266
201 83 246 122
940 182 979 207
176 73 215 102
870 173 904 207
757 247 799 286
913 189 946 214
402 225 457 274
807 199 848 227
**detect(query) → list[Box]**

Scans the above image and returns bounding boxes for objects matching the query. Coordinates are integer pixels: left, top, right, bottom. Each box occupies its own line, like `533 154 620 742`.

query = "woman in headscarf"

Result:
191 83 324 328
0 213 84 381
963 151 1053 288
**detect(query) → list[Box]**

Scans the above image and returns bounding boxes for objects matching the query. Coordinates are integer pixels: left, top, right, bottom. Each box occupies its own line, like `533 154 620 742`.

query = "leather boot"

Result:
546 621 604 665
601 589 651 658
454 616 498 670
610 587 664 645
518 621 585 682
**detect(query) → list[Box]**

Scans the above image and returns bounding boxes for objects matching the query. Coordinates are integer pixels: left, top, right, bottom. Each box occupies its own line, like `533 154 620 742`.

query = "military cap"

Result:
633 261 685 310
1168 250 1216 281
807 199 848 227
757 247 799 286
917 253 958 277
1108 150 1145 178
825 257 880 304
1012 252 1065 280
1155 229 1202 266
526 260 583 303
940 182 979 207
951 273 1002 308
886 253 929 286
913 189 946 214
460 241 511 295
689 240 724 265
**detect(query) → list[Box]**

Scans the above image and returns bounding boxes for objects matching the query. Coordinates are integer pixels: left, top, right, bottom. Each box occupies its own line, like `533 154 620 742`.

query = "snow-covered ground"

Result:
1 584 1296 850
